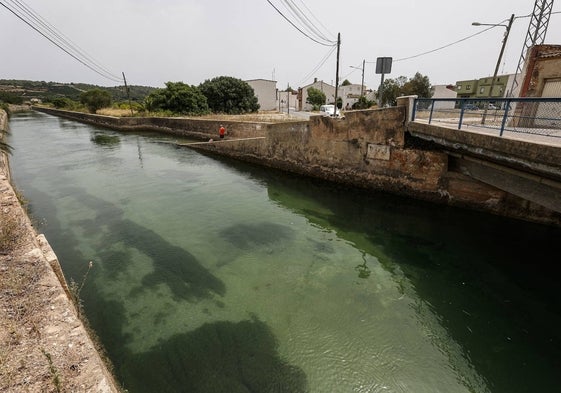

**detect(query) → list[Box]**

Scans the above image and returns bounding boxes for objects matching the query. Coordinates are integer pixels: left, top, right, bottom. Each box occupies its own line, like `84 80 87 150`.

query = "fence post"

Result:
499 99 511 136
458 100 465 130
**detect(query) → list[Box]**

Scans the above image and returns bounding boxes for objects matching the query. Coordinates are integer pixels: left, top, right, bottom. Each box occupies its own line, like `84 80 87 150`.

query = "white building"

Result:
245 79 278 111
430 85 457 109
339 83 365 109
297 79 336 111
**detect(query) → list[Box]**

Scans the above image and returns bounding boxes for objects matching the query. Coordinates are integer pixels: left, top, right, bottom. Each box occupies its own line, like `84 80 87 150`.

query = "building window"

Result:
457 85 462 90
467 85 471 90
480 87 485 94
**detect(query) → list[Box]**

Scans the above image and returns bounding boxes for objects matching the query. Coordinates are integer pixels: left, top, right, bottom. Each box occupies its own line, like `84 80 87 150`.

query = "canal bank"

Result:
7 110 561 392
0 109 121 392
33 105 561 227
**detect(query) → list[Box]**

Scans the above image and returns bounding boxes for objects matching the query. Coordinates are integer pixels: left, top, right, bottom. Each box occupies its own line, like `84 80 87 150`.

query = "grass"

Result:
0 211 25 255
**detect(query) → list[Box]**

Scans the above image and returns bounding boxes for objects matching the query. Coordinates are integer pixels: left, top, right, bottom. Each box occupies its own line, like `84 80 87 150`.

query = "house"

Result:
455 74 518 100
297 78 335 111
514 44 561 127
277 90 298 112
339 83 366 109
518 44 561 98
245 79 278 111
430 85 457 109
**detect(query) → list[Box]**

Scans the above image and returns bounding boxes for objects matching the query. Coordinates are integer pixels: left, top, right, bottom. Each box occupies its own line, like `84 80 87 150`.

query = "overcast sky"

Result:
1 0 560 90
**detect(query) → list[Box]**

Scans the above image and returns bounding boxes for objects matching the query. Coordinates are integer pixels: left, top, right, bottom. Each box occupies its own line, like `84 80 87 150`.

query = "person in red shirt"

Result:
219 125 225 139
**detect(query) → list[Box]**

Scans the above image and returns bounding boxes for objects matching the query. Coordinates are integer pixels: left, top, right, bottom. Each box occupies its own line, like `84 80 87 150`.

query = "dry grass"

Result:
96 107 304 123
96 108 137 117
0 212 26 255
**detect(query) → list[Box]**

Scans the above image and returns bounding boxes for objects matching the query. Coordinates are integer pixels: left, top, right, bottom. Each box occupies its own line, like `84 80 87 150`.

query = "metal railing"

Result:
412 97 561 139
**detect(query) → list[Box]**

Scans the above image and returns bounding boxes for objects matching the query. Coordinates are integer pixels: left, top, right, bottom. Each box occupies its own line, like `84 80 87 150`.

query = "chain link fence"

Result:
412 98 561 139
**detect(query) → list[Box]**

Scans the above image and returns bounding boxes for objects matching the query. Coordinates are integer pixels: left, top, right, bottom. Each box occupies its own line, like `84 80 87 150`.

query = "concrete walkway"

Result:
412 118 561 148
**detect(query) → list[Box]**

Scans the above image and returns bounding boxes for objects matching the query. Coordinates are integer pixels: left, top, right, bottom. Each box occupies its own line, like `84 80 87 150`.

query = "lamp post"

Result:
350 59 365 97
472 13 515 124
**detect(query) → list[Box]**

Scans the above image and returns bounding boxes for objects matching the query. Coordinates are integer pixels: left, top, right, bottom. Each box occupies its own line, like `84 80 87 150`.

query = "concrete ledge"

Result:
0 109 121 392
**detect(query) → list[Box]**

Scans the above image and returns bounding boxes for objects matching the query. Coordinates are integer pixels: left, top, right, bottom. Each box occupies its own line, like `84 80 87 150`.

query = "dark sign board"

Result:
375 57 392 74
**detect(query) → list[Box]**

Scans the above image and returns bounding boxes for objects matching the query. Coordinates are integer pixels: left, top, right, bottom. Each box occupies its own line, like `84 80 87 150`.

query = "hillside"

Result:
0 79 156 103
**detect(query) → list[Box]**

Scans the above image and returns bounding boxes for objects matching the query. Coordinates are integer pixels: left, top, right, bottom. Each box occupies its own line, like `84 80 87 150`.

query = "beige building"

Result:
339 83 365 109
430 85 457 109
245 79 278 111
518 44 561 98
297 79 336 111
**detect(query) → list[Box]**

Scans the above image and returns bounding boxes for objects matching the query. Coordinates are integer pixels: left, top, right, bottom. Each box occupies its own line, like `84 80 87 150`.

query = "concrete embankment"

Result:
32 105 561 226
33 106 274 140
0 109 120 392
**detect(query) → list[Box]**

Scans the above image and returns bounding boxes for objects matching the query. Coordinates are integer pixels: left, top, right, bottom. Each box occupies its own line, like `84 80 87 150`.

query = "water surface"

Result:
8 111 561 392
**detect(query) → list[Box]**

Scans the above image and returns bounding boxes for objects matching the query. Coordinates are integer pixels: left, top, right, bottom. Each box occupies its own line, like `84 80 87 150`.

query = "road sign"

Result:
376 57 392 74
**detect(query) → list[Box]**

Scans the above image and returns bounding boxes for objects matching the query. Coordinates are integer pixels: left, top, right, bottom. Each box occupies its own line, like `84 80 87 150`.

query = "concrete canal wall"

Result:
0 109 120 392
188 104 561 227
32 106 561 226
34 106 273 140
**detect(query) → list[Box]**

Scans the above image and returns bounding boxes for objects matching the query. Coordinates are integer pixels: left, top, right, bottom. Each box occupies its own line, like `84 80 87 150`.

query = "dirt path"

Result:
0 110 121 392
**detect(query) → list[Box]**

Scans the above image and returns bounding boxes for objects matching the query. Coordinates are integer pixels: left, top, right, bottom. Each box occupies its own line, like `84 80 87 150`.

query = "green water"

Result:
7 111 561 392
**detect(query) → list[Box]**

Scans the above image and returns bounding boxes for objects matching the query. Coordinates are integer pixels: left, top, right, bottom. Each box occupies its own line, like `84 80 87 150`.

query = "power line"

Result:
280 0 333 45
387 11 561 63
0 0 122 83
294 0 335 40
8 0 121 81
266 0 336 46
299 44 337 85
393 24 499 62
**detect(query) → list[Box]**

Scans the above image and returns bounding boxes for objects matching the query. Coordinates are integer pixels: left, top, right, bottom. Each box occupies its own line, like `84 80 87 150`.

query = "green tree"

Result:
0 91 23 105
306 87 326 109
80 89 112 113
377 72 432 107
51 97 77 109
341 79 352 86
145 82 209 115
352 96 374 110
402 72 432 98
378 76 406 107
199 76 259 114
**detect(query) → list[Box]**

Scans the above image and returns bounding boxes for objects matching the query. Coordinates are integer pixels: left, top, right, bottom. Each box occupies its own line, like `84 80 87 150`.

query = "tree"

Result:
80 89 112 113
352 96 374 110
378 76 406 107
199 76 259 114
376 72 431 107
341 79 352 86
306 87 326 109
51 97 78 110
402 72 432 98
145 82 209 115
0 91 23 105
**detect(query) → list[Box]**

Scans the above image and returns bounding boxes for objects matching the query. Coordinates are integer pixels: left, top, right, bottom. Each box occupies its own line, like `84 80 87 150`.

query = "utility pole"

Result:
122 72 133 116
333 33 341 116
360 59 365 98
473 13 514 124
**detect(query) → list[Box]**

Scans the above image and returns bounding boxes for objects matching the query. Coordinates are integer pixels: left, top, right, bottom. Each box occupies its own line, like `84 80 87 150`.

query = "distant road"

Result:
281 107 312 120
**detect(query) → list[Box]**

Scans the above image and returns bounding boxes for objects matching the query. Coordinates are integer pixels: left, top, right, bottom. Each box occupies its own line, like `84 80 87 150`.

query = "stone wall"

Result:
33 106 561 226
191 106 451 202
34 107 270 139
0 108 121 392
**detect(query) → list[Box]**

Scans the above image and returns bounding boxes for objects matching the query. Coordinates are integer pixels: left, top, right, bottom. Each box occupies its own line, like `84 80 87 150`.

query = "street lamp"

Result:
472 14 515 124
349 59 365 97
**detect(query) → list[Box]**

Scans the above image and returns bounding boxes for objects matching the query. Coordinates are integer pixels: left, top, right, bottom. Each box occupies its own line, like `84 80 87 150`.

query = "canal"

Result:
7 111 561 393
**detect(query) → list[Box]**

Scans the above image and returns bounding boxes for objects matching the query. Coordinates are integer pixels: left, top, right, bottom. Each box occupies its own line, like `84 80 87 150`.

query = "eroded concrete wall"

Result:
0 109 121 392
192 107 451 200
34 107 269 139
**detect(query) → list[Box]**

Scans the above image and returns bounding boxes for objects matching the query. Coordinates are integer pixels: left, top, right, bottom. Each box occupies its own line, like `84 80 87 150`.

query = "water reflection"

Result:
8 111 561 393
120 316 309 393
90 132 121 148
